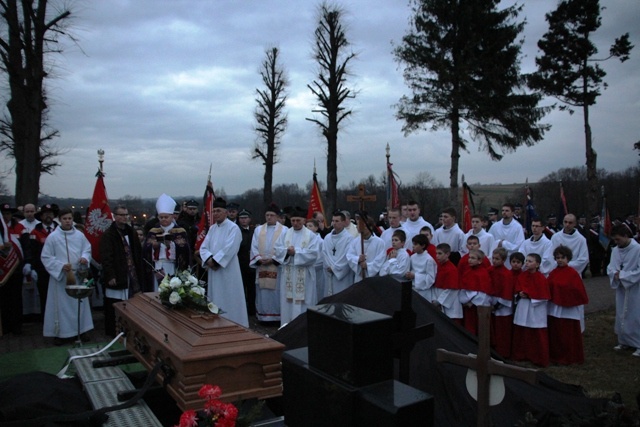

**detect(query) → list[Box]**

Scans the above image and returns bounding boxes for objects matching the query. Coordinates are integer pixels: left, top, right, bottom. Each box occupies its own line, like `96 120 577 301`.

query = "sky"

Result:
1 0 638 200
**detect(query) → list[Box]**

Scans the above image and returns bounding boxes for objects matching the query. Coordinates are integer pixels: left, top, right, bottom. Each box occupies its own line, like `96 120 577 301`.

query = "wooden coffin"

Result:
114 292 284 411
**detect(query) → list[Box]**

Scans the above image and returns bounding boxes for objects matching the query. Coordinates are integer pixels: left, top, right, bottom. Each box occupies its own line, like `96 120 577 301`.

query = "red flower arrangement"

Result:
175 384 238 427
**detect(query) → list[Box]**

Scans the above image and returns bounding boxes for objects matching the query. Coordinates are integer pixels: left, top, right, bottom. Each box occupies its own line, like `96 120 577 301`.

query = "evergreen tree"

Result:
394 0 548 202
528 0 633 216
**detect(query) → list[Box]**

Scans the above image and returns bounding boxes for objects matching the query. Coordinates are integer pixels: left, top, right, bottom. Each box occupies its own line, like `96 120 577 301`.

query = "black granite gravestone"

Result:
307 303 393 386
283 303 434 427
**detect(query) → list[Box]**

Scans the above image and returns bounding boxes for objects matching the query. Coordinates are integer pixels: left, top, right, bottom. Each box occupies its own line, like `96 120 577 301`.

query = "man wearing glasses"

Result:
100 205 144 336
518 218 554 275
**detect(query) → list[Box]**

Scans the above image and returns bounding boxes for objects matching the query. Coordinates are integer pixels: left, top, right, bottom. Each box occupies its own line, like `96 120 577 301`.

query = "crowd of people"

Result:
0 197 638 364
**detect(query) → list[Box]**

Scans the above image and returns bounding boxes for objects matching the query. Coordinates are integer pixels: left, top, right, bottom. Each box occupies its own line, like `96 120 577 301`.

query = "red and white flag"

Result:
194 179 215 252
306 170 326 226
84 170 113 264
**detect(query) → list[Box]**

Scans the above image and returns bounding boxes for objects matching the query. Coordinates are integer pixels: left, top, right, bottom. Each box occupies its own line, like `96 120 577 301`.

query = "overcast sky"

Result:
1 0 638 200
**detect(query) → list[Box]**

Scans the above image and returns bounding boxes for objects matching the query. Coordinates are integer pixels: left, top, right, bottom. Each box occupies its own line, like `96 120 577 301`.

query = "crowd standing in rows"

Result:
0 198 638 364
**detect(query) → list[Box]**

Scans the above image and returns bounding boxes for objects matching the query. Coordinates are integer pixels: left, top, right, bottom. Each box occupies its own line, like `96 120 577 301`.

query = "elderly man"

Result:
100 205 144 336
274 207 319 325
200 197 248 327
143 194 191 292
250 204 286 323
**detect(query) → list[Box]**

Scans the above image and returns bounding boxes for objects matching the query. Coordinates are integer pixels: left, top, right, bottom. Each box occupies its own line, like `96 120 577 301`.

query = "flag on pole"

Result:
194 172 216 252
461 176 475 233
307 165 326 226
387 161 401 210
524 179 537 236
599 186 611 250
84 168 113 264
559 181 568 216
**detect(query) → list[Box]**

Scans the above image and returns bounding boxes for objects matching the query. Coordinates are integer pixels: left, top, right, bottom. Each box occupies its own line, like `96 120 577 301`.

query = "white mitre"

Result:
156 193 176 214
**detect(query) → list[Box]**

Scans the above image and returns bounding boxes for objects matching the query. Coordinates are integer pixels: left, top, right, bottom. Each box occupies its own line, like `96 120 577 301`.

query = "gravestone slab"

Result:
307 303 394 386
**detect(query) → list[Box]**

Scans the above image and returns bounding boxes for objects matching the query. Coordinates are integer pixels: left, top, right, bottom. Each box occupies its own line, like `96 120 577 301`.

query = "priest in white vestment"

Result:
464 215 495 260
200 197 248 328
274 208 320 325
346 214 386 280
323 211 355 296
402 201 434 249
518 218 554 275
607 225 640 356
42 208 93 341
250 204 286 322
544 214 589 275
488 203 525 268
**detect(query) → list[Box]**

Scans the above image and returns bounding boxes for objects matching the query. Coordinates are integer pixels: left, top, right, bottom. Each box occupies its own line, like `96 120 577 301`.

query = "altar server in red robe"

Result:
458 235 491 279
547 245 589 364
433 243 462 323
458 249 492 335
512 253 550 367
489 248 515 357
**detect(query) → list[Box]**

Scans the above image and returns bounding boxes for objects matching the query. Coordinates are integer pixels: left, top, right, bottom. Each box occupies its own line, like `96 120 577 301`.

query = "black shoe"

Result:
80 333 91 342
53 337 65 346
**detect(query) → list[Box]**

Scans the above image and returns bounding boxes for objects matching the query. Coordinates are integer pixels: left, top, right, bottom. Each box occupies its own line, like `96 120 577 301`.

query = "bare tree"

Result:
252 46 289 206
306 2 357 214
0 0 73 205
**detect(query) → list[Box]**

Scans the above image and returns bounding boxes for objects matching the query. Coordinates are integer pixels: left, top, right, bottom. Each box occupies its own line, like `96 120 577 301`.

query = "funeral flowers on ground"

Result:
175 384 238 427
158 270 220 314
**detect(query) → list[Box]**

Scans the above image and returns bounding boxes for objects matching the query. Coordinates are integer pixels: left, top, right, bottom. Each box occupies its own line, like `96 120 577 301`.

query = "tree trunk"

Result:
326 126 338 215
449 110 461 207
583 72 598 216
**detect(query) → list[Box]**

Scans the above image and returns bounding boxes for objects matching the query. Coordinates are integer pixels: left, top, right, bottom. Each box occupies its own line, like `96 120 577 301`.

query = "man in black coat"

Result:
99 205 144 336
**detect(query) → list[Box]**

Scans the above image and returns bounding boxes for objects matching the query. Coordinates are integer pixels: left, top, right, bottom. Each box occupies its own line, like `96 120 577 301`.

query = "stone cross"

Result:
436 306 538 427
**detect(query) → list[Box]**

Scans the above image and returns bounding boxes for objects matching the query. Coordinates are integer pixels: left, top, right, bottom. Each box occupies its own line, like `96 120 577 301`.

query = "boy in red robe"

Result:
512 253 550 367
547 245 589 364
489 247 515 357
433 243 462 324
458 235 491 278
458 249 493 335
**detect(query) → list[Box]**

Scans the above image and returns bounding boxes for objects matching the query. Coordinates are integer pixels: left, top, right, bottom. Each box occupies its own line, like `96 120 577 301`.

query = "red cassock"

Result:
460 266 492 335
512 271 551 367
435 260 461 325
489 265 515 358
547 266 589 365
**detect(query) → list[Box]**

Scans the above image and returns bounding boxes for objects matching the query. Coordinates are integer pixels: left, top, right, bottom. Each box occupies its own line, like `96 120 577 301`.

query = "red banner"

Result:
387 162 400 209
306 173 325 225
0 216 19 286
195 180 215 252
84 171 113 264
462 183 472 233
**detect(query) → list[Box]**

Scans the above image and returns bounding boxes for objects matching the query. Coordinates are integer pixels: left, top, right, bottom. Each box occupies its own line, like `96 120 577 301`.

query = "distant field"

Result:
465 183 528 212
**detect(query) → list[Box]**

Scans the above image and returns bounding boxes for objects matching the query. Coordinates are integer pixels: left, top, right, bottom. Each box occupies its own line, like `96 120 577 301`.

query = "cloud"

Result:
1 0 637 202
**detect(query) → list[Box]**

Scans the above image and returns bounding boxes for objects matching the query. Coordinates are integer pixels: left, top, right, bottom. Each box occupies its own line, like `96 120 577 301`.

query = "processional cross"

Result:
346 184 377 279
437 306 538 427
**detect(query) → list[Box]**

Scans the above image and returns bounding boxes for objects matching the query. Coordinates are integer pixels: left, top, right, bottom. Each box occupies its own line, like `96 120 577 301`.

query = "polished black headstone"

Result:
283 347 358 427
359 380 434 427
307 303 394 386
282 347 434 427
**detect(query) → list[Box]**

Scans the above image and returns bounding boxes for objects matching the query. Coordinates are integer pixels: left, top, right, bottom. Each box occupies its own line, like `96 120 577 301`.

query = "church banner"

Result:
84 170 113 263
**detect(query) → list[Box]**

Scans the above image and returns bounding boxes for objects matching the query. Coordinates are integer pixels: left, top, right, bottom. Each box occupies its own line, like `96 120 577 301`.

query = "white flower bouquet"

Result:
158 270 220 314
